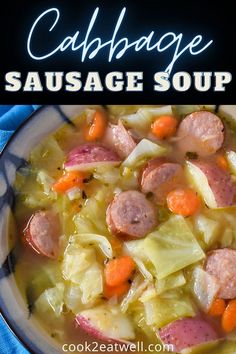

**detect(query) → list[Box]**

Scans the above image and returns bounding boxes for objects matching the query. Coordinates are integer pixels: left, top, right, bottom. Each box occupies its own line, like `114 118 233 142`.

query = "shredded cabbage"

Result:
120 274 149 313
75 233 113 259
133 257 153 281
122 138 167 168
139 284 157 303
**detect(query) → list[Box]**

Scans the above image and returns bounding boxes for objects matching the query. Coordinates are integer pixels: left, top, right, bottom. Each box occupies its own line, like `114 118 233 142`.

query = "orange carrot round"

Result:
208 298 226 317
222 299 236 332
52 171 85 193
85 110 107 141
167 188 201 216
104 282 130 299
105 256 135 287
216 155 228 171
151 115 178 139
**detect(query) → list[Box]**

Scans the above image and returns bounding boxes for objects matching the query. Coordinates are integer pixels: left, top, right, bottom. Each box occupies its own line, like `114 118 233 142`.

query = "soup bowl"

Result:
0 104 236 353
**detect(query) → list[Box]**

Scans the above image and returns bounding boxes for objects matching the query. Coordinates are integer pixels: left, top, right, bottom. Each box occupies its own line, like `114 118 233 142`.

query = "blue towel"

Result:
0 105 40 353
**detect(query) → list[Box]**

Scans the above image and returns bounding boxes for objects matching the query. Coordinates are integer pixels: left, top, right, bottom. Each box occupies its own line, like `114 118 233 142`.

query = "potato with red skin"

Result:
192 161 234 207
23 211 60 259
75 306 135 343
159 317 219 352
64 144 121 171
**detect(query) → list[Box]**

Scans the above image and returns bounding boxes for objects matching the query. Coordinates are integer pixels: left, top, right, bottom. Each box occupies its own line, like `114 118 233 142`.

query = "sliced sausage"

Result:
64 144 121 171
140 158 184 204
24 211 60 259
103 120 136 158
205 249 236 299
193 161 234 207
176 111 224 157
159 317 218 352
106 191 157 239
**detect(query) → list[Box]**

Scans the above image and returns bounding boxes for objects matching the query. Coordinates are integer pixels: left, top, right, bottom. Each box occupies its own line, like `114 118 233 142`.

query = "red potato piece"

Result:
102 120 136 158
75 315 128 344
205 249 236 299
159 317 218 352
140 158 184 204
193 161 234 207
75 307 135 343
176 111 224 157
64 144 121 171
106 190 157 239
24 211 60 259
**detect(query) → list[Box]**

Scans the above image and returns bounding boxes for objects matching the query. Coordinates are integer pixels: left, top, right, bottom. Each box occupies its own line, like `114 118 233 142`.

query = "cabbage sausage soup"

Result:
12 106 236 353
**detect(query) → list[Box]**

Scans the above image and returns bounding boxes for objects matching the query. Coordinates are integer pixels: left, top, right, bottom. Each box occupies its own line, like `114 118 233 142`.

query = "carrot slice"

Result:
104 282 130 299
52 171 85 193
167 188 201 216
216 155 228 171
85 110 107 141
151 115 178 139
208 298 226 317
222 299 236 332
105 256 135 287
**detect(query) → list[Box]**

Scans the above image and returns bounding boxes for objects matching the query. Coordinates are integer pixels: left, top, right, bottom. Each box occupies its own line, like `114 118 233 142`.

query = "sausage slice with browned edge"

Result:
176 111 224 157
140 158 184 204
193 161 234 207
64 144 121 171
103 120 136 159
106 190 157 239
159 317 218 352
23 211 60 259
205 248 236 299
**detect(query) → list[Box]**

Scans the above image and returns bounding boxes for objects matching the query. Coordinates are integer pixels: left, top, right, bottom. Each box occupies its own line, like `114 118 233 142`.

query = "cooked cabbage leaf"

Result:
79 263 103 305
122 139 167 168
156 271 186 295
62 244 96 283
76 233 113 259
143 215 205 279
143 290 195 328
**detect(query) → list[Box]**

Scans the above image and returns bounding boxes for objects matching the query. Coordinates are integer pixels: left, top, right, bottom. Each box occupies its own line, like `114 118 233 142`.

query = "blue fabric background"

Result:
0 105 40 353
